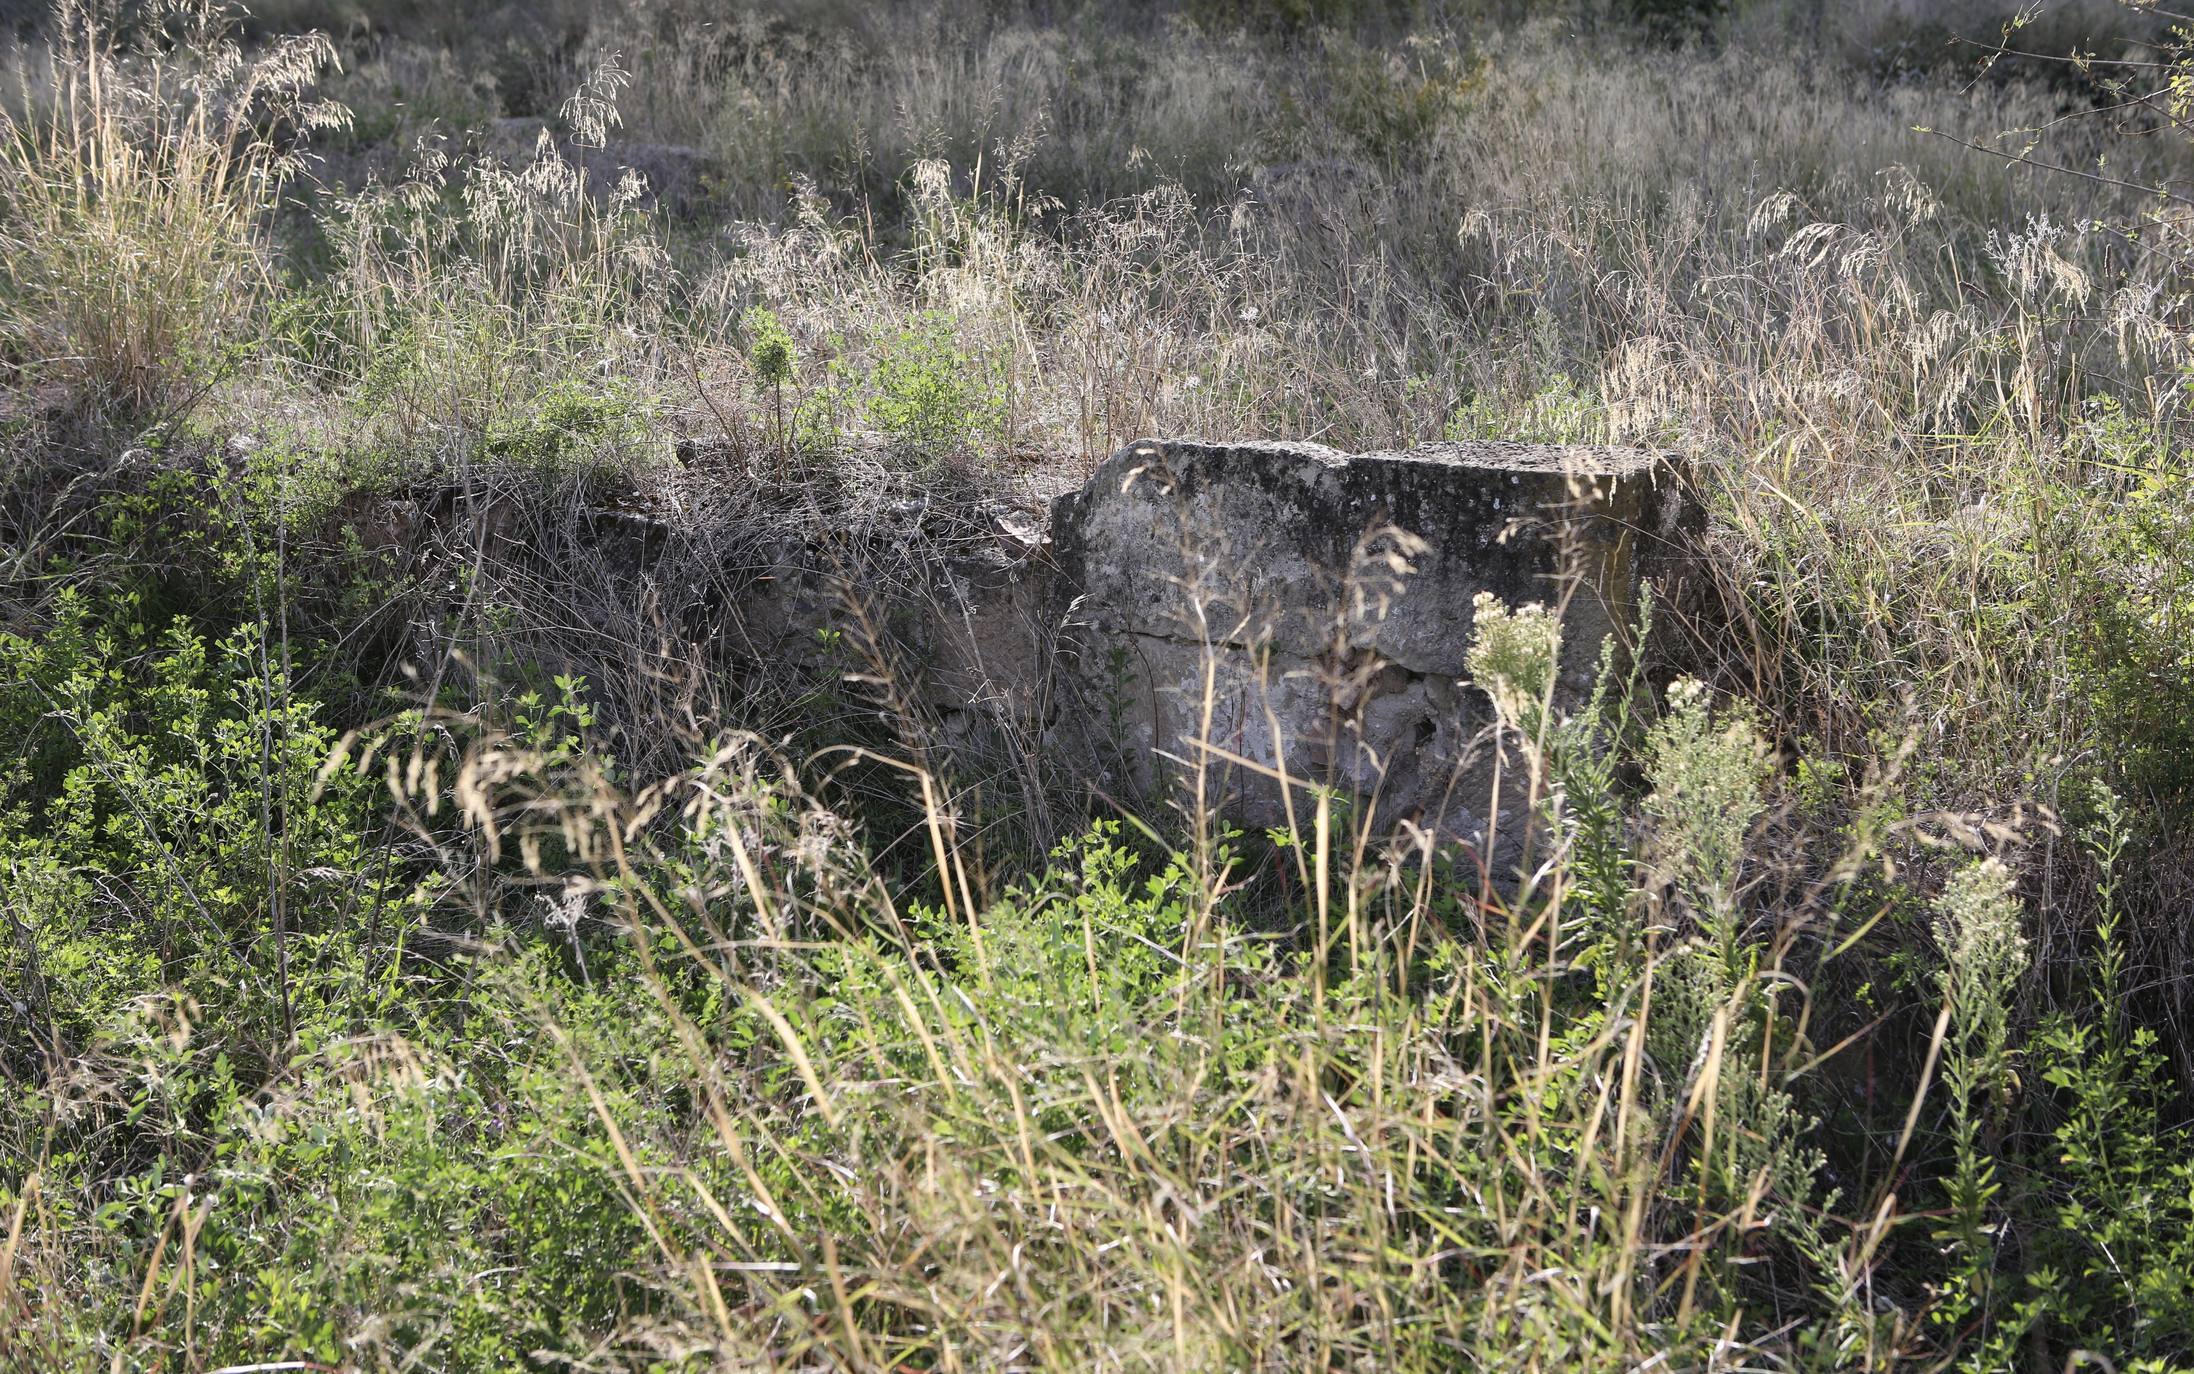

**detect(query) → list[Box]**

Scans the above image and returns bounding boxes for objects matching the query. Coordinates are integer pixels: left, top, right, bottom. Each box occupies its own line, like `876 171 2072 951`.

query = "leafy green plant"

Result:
483 377 656 482
1626 0 1727 40
744 305 797 471
2055 424 2194 818
0 606 387 1057
867 311 1006 463
2020 791 2194 1359
1928 857 2033 1362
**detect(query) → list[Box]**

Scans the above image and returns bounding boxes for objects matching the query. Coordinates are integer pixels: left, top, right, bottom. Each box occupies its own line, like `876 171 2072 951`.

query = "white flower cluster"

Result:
1933 857 2028 1034
1463 592 1561 745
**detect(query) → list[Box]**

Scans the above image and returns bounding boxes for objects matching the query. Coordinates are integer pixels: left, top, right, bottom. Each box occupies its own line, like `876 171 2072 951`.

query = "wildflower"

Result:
1933 857 2028 1022
1465 592 1561 743
1645 678 1769 916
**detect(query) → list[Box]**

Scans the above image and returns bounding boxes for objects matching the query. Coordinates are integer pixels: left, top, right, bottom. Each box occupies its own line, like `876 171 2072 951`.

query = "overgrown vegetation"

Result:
5 0 2194 1369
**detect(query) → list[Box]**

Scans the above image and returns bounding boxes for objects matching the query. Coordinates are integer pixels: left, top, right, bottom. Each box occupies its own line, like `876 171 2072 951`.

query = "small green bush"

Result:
483 377 657 481
0 604 385 1055
744 306 797 390
2008 796 2194 1359
866 311 1006 462
2068 472 2194 818
744 305 798 465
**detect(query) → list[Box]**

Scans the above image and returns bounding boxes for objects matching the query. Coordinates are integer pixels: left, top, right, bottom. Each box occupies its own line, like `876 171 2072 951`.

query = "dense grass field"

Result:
5 0 2194 1369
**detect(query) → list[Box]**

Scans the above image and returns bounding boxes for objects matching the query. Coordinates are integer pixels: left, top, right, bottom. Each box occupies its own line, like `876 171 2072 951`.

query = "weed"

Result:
867 310 1006 463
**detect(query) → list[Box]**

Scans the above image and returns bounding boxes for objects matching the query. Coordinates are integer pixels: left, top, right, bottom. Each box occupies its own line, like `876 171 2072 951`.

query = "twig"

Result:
1917 125 2194 210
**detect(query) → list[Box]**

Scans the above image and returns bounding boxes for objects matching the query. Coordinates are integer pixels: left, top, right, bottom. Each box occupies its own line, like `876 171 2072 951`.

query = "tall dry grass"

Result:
0 1 345 424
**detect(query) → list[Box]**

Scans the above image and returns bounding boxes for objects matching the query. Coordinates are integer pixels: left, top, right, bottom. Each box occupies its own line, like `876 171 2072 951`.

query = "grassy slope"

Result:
3 1 2194 1369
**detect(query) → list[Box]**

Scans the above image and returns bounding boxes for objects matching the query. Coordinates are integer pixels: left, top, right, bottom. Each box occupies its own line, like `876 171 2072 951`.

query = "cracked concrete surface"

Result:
1047 437 1697 846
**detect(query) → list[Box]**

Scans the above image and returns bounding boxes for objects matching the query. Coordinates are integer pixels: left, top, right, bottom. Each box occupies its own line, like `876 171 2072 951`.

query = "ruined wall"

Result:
722 437 1697 849
1046 439 1696 844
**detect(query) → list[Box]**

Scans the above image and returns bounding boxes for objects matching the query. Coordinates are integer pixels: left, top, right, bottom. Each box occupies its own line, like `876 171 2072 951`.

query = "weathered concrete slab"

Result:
1047 438 1696 845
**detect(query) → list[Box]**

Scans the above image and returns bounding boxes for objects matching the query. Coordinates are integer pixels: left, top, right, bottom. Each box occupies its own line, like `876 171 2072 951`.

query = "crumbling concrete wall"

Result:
714 437 1696 847
704 502 1054 735
1046 439 1695 845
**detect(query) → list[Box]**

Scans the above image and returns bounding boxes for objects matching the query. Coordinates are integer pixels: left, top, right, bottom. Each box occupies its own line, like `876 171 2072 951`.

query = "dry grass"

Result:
0 2 345 424
6 1 2194 1369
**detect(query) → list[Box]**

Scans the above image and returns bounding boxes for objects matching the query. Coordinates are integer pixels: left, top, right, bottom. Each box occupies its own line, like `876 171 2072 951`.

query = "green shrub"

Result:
744 306 797 390
0 602 385 1056
745 305 798 466
1317 31 1469 165
2066 470 2194 818
866 311 1007 461
2016 795 2194 1358
483 376 658 481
